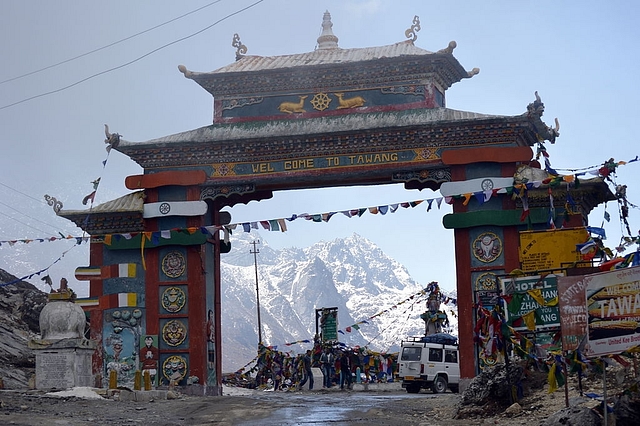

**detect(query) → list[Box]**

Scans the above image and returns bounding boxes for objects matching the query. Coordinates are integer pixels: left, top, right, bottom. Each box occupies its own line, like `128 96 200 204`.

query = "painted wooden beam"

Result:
443 208 549 229
143 200 208 218
440 177 513 197
104 230 208 250
75 263 138 281
442 146 533 165
125 170 207 190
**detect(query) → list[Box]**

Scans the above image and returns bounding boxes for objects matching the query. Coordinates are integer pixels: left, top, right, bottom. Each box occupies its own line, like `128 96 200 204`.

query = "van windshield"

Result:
401 347 421 361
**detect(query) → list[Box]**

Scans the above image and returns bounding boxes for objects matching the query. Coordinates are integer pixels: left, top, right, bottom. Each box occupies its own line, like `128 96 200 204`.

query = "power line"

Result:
0 210 51 237
0 200 66 234
0 0 224 86
0 0 266 111
0 181 48 205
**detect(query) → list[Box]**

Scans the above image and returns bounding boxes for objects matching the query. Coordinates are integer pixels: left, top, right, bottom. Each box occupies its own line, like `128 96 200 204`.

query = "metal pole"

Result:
250 240 263 344
603 358 608 426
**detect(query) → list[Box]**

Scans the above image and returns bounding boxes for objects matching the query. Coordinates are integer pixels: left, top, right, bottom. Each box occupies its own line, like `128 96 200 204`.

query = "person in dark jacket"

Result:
339 350 352 390
298 350 314 390
319 347 335 388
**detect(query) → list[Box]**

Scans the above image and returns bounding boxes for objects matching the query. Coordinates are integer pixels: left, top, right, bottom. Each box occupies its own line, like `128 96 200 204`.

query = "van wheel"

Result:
431 375 447 394
406 384 421 394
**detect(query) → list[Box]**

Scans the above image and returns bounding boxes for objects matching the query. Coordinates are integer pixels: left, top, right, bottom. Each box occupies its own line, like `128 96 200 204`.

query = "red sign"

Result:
557 276 588 351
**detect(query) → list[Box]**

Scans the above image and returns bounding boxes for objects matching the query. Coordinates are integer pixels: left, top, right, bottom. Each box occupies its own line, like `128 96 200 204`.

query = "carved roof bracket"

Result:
405 16 421 42
232 33 248 61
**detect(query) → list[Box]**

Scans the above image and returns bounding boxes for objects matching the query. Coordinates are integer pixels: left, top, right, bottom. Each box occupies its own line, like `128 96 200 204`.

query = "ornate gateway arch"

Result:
60 13 613 393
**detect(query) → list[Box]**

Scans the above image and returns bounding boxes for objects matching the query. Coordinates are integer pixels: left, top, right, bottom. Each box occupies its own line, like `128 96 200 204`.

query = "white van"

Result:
398 336 460 393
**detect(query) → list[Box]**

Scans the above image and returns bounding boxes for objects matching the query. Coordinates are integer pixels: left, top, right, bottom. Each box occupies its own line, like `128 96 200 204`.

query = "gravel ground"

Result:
0 372 623 426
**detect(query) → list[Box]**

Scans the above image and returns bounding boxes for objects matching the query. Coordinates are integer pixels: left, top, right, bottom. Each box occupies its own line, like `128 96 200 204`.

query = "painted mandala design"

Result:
472 232 503 263
161 251 186 278
161 286 186 313
310 93 331 111
475 272 498 291
218 163 229 176
419 148 432 159
162 319 187 346
162 355 187 383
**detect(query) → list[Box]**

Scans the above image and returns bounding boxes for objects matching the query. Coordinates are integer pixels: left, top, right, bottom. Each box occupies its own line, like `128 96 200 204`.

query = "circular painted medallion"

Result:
472 232 503 263
162 354 187 383
161 286 186 313
311 93 331 111
161 251 186 278
480 178 494 192
475 272 498 291
162 319 187 346
159 202 171 215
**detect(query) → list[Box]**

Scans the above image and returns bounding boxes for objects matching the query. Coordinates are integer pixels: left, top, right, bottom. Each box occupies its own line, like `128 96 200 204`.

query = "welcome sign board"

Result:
584 266 640 357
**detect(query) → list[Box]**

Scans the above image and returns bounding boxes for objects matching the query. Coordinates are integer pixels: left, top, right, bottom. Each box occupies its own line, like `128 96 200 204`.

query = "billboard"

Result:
519 228 590 272
500 274 561 330
585 266 640 357
557 275 588 351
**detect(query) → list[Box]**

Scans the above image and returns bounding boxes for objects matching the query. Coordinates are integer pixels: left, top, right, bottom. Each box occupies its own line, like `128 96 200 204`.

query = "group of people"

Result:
245 341 397 392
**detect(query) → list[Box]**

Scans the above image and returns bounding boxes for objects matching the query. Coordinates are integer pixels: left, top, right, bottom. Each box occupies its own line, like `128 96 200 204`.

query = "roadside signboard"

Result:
500 274 561 330
557 275 588 351
519 228 589 272
584 266 640 357
317 307 338 342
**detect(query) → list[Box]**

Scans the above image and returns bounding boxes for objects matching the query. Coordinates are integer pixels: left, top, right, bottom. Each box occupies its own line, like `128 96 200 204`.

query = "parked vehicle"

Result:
397 334 460 393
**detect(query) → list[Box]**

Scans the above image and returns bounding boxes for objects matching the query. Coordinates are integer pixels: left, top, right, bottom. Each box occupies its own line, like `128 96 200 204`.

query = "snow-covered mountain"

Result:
221 231 458 372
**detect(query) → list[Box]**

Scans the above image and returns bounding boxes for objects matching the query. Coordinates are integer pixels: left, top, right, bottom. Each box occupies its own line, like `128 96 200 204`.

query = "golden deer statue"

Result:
334 93 366 109
278 96 308 114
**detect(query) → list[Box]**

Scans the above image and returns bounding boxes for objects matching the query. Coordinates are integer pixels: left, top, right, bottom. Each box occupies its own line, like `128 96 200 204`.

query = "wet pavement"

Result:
237 388 439 425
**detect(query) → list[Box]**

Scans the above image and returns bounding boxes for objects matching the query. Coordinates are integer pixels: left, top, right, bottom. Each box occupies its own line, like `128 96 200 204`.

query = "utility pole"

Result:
250 240 263 345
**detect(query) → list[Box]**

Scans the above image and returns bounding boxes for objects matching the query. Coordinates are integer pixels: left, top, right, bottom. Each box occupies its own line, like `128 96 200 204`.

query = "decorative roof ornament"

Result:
405 15 421 42
44 194 63 213
316 10 339 50
524 91 560 144
104 124 121 152
437 41 457 55
232 33 248 61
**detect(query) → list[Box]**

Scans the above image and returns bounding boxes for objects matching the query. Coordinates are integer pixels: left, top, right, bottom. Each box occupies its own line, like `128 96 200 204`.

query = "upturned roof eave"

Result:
179 40 473 95
115 107 524 152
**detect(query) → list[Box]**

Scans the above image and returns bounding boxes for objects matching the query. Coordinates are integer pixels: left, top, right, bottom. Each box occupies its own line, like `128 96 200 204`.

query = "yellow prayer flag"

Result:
527 288 545 306
547 363 558 393
522 310 536 331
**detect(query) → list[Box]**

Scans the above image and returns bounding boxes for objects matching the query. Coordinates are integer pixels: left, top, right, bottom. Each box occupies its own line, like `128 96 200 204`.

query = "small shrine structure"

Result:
58 12 614 392
29 278 96 389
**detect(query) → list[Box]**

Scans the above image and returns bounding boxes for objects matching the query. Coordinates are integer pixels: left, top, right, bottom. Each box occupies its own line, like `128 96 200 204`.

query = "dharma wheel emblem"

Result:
159 202 171 215
481 179 494 192
311 93 331 111
162 251 186 278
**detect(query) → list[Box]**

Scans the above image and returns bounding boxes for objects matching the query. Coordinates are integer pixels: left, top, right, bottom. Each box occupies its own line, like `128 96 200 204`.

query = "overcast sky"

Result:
1 1 639 297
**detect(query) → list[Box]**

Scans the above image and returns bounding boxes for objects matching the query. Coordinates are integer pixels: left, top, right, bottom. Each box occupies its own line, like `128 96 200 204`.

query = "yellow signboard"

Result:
519 227 589 272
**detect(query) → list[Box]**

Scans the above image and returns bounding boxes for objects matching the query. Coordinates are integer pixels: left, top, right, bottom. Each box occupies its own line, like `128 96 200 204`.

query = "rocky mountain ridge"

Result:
0 269 47 388
220 231 458 371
